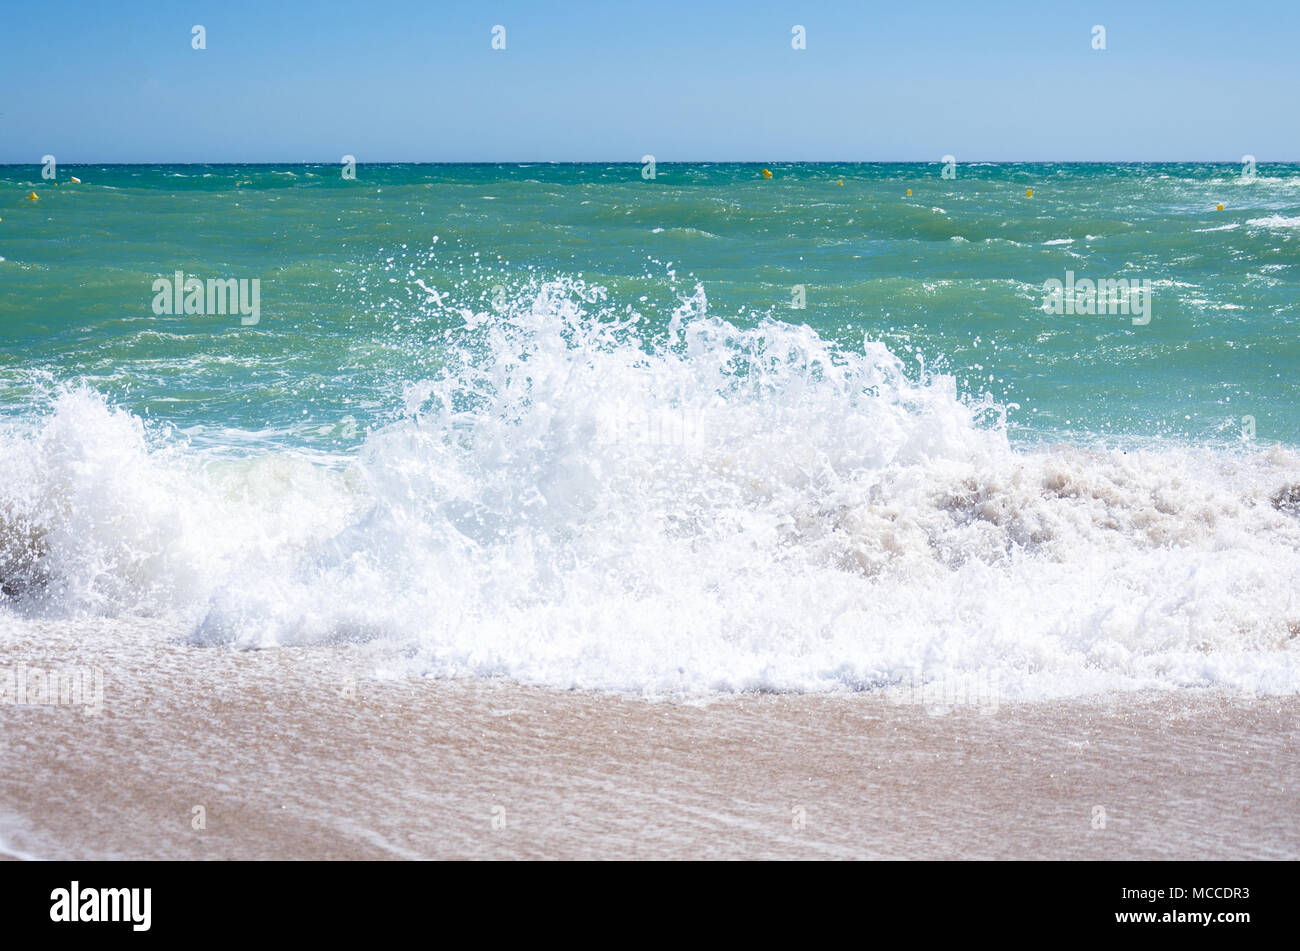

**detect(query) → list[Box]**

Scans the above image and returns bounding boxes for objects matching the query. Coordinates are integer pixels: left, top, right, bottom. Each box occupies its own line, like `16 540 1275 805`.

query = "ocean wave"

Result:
650 227 720 238
1246 215 1300 230
2 278 1299 699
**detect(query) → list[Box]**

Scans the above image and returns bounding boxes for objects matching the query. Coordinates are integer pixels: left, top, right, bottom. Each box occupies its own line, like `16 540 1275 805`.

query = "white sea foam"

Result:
1246 215 1300 230
2 279 1299 699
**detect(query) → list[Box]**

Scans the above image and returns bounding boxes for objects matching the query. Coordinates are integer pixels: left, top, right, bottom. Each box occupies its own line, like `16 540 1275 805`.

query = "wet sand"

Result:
1 620 1296 860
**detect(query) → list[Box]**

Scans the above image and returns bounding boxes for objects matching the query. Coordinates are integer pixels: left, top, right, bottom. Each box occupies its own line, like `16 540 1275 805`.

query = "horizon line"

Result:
3 159 1298 167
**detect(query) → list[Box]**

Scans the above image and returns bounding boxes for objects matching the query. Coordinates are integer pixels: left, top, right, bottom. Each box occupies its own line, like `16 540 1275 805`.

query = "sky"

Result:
2 0 1297 163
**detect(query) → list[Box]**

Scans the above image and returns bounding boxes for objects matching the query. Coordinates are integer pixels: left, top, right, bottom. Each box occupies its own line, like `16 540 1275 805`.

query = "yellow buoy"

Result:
761 168 773 179
906 188 912 195
837 179 843 186
27 192 39 201
1217 203 1224 211
1026 188 1033 197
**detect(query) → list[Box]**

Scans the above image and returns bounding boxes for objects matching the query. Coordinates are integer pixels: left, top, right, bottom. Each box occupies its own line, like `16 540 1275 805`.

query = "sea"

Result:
2 161 1299 700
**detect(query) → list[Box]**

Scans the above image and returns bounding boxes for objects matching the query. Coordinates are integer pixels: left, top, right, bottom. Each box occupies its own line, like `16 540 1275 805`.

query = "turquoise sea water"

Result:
2 162 1298 448
2 163 1300 698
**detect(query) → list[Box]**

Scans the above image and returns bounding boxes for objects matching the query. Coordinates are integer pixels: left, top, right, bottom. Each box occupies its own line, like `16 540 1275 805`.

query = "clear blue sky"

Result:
2 0 1296 162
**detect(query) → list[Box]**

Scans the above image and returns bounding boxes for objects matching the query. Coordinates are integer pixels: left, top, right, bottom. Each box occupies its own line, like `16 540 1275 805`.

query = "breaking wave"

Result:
3 278 1299 698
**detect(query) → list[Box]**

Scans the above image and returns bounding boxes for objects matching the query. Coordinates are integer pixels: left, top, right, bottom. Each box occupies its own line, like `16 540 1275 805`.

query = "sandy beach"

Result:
1 619 1294 861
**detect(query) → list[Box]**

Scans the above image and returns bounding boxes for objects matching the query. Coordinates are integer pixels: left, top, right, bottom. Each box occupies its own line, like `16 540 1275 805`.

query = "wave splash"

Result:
3 277 1300 698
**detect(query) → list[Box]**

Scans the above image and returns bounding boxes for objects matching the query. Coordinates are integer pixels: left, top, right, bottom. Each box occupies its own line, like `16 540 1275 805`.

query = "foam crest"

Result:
3 278 1299 699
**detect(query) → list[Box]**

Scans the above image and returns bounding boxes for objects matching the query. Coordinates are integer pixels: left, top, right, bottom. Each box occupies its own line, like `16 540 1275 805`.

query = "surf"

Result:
2 276 1299 700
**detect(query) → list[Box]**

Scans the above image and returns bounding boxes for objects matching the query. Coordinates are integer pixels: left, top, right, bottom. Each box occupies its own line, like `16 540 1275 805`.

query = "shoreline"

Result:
1 620 1295 860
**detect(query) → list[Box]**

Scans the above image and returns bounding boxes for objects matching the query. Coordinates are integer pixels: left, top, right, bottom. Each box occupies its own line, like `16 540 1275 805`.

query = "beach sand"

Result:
0 619 1295 860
